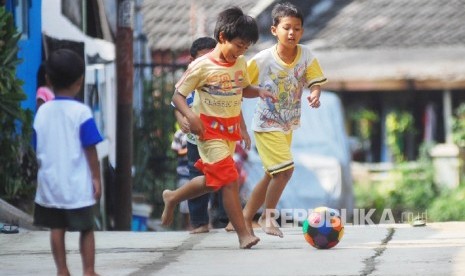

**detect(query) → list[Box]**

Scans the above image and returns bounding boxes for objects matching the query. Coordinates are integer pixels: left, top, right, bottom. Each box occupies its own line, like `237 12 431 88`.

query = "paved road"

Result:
1 222 464 275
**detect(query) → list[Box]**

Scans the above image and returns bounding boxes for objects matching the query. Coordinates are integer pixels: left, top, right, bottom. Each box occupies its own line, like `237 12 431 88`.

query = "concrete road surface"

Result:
1 222 464 275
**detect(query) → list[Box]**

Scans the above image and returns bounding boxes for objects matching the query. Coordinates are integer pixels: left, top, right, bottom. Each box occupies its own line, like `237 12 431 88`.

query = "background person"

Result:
33 49 103 276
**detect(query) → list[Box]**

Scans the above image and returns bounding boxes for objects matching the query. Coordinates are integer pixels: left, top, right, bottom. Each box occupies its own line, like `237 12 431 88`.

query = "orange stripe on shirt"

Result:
200 113 242 141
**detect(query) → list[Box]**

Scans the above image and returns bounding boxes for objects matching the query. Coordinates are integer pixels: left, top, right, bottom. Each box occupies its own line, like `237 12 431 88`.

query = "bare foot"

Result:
239 235 260 249
161 190 176 226
224 222 235 232
258 216 283 238
190 224 209 234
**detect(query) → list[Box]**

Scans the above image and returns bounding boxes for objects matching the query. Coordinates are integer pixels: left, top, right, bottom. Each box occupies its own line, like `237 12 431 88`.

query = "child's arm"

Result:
174 109 190 133
172 91 204 139
240 112 251 150
307 85 321 108
84 145 102 200
243 85 276 102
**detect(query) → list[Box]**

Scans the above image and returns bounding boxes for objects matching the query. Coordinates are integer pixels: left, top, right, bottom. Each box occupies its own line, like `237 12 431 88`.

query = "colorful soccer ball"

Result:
302 206 344 249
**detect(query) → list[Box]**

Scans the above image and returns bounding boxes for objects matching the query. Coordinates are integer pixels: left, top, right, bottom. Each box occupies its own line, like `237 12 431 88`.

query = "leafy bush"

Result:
354 159 437 223
386 162 436 218
0 6 37 206
353 181 388 223
428 185 465 221
354 158 465 222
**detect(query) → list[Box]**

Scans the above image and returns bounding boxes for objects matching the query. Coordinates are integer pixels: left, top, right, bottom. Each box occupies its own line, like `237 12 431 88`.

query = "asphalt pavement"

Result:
1 222 464 275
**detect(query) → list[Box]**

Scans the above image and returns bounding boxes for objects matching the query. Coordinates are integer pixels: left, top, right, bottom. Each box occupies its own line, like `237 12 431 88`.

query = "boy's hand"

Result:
240 128 251 150
180 116 190 133
259 89 277 102
307 86 321 108
187 114 205 140
93 178 102 200
83 146 102 201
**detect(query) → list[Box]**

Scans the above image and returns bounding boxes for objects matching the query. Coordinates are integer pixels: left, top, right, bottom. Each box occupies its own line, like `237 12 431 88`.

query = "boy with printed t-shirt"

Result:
225 2 327 238
161 6 275 249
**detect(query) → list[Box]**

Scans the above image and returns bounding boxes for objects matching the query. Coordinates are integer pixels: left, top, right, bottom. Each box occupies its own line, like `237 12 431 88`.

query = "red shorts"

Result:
194 155 238 191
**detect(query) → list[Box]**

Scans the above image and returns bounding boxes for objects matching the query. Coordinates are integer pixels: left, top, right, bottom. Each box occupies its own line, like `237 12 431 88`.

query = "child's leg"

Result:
188 193 210 234
186 142 210 233
251 131 294 237
222 182 260 249
243 174 272 225
259 168 294 238
50 228 70 276
80 229 98 276
211 190 228 228
225 173 271 233
162 175 214 226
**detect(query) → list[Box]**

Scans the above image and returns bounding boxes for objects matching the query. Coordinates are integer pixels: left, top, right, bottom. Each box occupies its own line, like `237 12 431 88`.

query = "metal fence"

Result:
131 61 188 229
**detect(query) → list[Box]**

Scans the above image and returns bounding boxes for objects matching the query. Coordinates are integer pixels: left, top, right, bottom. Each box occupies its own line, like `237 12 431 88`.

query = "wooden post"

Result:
114 0 134 230
443 89 453 144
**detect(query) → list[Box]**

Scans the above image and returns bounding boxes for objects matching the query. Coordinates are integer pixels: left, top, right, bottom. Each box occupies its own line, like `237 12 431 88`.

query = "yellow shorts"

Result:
254 131 294 175
195 139 238 190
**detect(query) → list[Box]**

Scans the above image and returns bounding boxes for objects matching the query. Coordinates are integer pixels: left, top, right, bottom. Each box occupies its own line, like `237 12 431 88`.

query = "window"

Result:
13 0 29 38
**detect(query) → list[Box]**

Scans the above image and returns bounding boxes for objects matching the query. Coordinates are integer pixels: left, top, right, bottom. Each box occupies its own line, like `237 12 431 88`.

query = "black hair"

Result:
272 2 304 27
46 48 84 90
190 37 217 58
37 62 47 88
214 7 259 45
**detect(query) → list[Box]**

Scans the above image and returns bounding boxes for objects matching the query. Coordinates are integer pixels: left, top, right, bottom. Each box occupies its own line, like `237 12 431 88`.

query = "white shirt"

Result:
33 97 103 209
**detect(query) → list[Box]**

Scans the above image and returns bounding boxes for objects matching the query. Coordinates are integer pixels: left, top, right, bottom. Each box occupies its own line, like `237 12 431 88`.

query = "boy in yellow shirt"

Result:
226 2 327 238
161 7 275 249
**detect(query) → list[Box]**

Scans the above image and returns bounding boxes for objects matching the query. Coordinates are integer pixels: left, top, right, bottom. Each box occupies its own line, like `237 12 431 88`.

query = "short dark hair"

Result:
190 37 217 58
272 2 304 27
46 49 84 90
214 7 259 45
37 62 47 88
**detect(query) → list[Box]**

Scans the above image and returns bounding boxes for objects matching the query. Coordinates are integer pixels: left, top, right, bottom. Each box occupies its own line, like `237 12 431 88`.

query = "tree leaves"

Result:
0 6 36 202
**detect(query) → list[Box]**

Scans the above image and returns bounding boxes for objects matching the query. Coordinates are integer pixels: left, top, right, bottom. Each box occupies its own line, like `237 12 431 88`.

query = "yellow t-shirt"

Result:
175 54 250 141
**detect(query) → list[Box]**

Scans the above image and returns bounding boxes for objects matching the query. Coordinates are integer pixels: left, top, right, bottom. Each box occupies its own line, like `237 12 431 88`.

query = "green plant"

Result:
133 77 177 219
428 185 465 221
354 150 437 223
353 181 388 223
348 108 379 161
0 7 37 203
386 161 436 217
385 110 414 162
452 103 465 147
350 108 379 140
354 142 465 222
